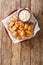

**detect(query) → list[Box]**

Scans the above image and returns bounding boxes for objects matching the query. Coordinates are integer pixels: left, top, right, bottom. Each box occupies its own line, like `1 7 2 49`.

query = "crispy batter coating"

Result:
11 16 18 22
16 35 21 40
8 27 14 33
8 21 15 28
18 21 24 27
20 31 25 38
15 21 19 28
24 23 29 29
12 26 17 31
25 30 32 37
12 31 18 38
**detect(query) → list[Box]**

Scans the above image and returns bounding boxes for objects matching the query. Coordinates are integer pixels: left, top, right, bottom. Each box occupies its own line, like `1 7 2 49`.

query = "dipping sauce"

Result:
19 9 31 22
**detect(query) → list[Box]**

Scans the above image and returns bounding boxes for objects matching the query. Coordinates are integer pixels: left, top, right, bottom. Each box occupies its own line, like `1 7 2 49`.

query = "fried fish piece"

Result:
12 31 18 38
28 26 32 31
10 16 18 22
8 16 18 25
16 35 21 40
12 25 17 31
8 27 14 33
20 31 25 38
8 21 15 28
25 30 32 34
18 21 24 27
13 16 18 21
19 26 24 31
24 23 29 30
25 30 32 37
18 30 21 33
26 33 30 37
28 24 33 31
15 21 19 28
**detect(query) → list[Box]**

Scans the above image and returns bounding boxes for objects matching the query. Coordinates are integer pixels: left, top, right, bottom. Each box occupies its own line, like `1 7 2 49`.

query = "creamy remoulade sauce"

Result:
19 10 30 22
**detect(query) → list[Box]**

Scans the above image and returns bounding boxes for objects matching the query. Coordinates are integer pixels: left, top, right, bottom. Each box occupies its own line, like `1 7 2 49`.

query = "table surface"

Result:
0 0 43 65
